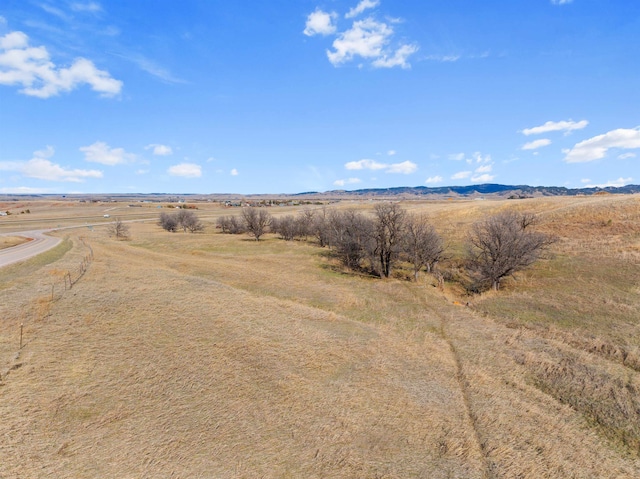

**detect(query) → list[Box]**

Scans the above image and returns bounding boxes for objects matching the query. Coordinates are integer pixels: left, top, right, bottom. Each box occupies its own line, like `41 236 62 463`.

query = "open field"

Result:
1 195 639 477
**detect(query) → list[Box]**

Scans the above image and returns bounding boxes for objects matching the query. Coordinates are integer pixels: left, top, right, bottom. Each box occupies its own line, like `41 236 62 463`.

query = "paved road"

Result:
0 230 62 269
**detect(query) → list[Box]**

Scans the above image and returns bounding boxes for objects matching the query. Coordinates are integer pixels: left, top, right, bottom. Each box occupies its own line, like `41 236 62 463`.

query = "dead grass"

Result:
0 236 31 249
1 196 640 477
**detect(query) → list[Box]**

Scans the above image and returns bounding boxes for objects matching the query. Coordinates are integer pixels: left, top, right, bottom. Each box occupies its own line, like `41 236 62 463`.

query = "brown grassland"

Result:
1 194 639 478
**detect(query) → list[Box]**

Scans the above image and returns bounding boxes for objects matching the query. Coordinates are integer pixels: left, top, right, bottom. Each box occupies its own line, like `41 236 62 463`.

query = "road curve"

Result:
0 230 62 269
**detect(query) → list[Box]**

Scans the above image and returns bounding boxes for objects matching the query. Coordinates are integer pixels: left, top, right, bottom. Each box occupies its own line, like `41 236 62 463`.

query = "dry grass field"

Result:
1 195 639 478
0 236 31 250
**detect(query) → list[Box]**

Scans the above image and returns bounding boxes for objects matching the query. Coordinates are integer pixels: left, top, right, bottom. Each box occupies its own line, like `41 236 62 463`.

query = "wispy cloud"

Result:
70 2 103 13
345 0 380 19
563 127 640 163
425 54 460 62
583 177 633 188
80 141 135 165
168 163 202 178
451 171 471 180
111 52 186 84
522 119 588 136
425 175 443 184
230 168 239 176
471 173 495 183
522 138 552 150
145 144 173 156
334 177 362 187
0 31 122 98
345 158 417 174
551 0 573 5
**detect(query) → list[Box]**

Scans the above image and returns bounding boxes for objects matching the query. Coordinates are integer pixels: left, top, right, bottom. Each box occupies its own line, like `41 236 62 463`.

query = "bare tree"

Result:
311 206 331 247
242 207 271 241
159 212 178 232
372 203 406 278
403 214 444 281
327 209 375 270
175 209 204 233
467 211 555 291
296 208 316 240
107 218 130 240
217 215 246 234
271 215 297 241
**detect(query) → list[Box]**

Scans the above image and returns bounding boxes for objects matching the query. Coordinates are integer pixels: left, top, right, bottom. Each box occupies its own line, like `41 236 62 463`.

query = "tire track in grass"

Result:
402 283 495 479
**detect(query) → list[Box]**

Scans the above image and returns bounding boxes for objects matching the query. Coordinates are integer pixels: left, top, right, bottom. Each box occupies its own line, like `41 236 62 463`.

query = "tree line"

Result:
211 204 555 291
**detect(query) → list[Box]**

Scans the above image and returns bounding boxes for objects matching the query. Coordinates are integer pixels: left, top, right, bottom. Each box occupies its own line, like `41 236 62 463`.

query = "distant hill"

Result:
305 183 640 198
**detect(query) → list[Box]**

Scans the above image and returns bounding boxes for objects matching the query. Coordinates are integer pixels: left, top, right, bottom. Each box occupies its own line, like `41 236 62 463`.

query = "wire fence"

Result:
1 239 94 382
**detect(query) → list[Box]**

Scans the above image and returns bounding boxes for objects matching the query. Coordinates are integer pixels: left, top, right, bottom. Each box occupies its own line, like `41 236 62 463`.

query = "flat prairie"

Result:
1 195 639 478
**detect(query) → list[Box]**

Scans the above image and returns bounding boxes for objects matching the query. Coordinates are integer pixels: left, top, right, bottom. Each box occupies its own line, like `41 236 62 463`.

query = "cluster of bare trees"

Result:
185 203 555 292
159 210 204 233
321 204 445 279
217 207 273 240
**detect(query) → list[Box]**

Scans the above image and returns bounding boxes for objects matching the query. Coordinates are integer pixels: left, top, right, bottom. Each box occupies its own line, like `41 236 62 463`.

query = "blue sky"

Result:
0 0 638 194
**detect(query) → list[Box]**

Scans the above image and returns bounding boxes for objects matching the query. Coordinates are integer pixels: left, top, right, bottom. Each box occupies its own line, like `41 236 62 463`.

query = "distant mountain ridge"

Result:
307 183 640 198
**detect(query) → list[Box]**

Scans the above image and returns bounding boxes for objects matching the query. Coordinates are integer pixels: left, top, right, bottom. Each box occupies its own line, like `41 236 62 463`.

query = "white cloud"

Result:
145 144 173 156
425 176 443 184
387 149 396 156
425 54 461 62
522 138 552 150
334 177 362 187
581 179 591 184
345 158 416 174
475 164 492 173
451 171 471 180
326 18 417 69
619 152 637 160
448 153 465 161
584 177 633 188
563 127 640 163
522 119 588 136
168 163 202 178
345 0 380 19
372 43 419 69
136 169 149 175
466 152 492 165
386 160 417 174
0 30 122 98
0 147 103 182
551 0 573 5
113 52 186 84
230 168 239 176
471 173 495 183
80 141 135 165
304 9 337 36
70 2 103 13
345 159 387 170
